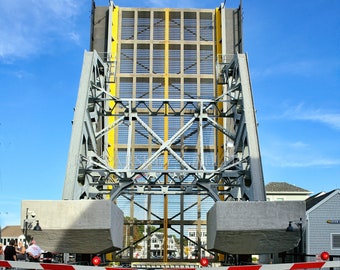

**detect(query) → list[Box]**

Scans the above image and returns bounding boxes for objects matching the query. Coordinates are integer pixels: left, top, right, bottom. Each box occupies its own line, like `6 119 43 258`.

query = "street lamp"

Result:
33 220 42 231
286 218 303 262
23 208 42 247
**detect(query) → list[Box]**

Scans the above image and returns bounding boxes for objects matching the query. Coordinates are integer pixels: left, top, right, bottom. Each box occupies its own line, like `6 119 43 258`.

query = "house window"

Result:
332 234 340 249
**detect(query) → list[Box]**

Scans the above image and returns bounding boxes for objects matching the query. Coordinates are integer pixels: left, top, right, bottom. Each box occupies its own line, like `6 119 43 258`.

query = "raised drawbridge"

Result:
62 1 266 262
22 0 305 265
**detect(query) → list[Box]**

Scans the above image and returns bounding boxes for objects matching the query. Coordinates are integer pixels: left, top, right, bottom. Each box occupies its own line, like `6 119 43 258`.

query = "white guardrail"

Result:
1 260 340 270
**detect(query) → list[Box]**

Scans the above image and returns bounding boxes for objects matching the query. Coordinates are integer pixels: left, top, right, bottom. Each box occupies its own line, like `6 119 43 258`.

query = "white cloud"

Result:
260 104 340 168
283 104 340 131
42 0 78 19
68 32 81 44
297 112 340 131
263 103 340 131
252 59 319 79
0 0 82 61
251 57 340 80
289 141 308 149
276 158 340 168
262 139 340 169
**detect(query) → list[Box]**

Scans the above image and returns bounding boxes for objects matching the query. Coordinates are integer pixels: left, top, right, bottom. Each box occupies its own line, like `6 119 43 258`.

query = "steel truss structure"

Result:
63 2 265 263
64 52 264 202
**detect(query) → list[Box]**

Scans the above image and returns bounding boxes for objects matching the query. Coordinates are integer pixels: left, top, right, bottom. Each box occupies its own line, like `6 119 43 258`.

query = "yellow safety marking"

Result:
215 7 226 206
163 8 170 263
106 6 119 199
215 7 223 169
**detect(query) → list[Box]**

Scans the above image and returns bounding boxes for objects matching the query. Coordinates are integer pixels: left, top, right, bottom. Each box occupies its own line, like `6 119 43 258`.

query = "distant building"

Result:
187 227 211 259
149 232 178 258
265 182 312 201
305 189 340 260
0 225 25 246
138 232 178 259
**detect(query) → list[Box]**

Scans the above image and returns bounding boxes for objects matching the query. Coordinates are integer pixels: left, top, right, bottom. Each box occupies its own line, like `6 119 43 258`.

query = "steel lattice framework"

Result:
63 2 265 263
63 52 264 202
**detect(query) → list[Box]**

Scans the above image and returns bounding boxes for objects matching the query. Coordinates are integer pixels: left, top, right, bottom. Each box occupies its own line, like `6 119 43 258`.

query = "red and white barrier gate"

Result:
1 260 340 270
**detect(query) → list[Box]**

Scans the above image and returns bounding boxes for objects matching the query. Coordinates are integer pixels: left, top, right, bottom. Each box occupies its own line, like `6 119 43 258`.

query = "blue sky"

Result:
0 0 339 227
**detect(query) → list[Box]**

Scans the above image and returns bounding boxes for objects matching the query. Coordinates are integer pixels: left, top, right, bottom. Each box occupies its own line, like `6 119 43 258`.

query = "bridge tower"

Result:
62 1 266 263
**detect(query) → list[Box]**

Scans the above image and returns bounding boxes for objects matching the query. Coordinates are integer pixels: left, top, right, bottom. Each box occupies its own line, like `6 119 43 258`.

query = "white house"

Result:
266 182 312 201
139 232 178 259
0 225 25 246
187 227 211 259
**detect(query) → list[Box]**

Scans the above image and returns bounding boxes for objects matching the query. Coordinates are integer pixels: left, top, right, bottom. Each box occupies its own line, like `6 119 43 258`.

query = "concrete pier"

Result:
207 201 305 254
21 200 124 253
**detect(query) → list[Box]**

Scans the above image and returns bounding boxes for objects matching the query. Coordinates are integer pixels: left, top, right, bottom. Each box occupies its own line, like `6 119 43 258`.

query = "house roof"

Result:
306 189 338 211
1 225 23 237
266 182 311 193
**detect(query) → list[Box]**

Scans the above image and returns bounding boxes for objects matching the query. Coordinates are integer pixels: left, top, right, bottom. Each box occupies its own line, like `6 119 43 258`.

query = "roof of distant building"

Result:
1 225 22 237
266 182 311 193
306 189 339 211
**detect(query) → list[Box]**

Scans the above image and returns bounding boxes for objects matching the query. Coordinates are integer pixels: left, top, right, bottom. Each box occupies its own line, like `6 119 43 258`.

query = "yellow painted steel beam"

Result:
106 6 119 200
108 6 119 168
215 7 223 169
215 7 228 210
215 8 227 262
163 8 169 263
106 7 119 261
